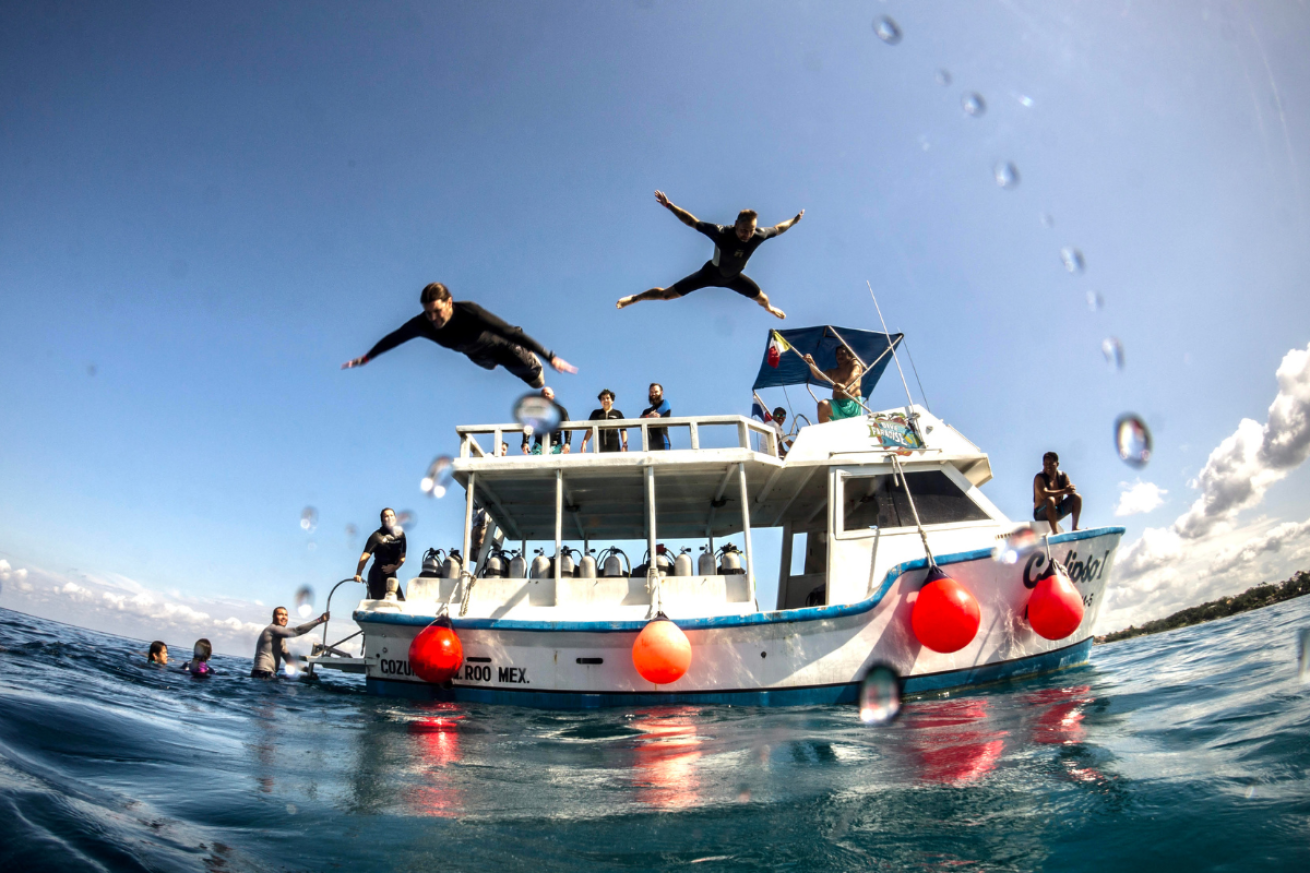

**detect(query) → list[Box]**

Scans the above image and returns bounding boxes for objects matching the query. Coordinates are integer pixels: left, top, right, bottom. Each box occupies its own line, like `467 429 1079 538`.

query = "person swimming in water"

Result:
182 639 215 676
251 607 328 679
616 191 802 319
342 282 576 388
147 640 168 665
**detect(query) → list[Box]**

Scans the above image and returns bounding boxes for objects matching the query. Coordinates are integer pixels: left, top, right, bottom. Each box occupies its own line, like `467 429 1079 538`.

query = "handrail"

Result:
456 415 778 457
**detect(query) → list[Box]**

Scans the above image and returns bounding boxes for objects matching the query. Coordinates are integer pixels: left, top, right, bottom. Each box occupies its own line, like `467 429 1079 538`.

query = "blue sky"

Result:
2 1 1309 651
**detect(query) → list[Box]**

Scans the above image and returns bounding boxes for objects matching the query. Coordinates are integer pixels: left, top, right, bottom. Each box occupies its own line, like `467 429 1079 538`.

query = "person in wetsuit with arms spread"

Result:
251 606 328 679
355 508 407 600
617 191 802 319
1033 451 1082 533
343 282 576 387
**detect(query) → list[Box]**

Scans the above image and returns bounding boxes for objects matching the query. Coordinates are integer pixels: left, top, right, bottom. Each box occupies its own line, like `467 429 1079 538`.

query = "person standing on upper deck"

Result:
641 383 672 451
1033 451 1082 533
580 388 628 453
802 346 864 423
521 386 572 454
616 191 802 319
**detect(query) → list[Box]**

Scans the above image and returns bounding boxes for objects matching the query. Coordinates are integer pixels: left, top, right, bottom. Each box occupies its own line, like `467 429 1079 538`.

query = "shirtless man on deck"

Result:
617 191 802 319
803 345 864 423
1033 451 1082 533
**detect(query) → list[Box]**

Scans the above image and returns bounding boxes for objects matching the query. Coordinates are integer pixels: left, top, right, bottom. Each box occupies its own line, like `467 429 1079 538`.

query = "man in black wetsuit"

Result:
617 190 802 319
354 508 408 600
343 282 576 387
641 382 672 451
1033 451 1082 534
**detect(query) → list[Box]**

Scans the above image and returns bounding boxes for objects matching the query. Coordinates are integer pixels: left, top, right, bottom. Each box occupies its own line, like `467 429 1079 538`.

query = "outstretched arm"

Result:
771 209 805 235
655 190 699 228
342 316 424 369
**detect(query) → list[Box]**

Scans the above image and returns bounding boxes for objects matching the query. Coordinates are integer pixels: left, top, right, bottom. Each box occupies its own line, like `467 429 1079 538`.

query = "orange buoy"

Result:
911 566 981 654
408 616 464 684
1027 564 1085 640
632 612 692 684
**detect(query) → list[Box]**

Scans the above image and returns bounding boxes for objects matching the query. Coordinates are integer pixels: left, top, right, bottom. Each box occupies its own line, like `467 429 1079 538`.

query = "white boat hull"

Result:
345 527 1122 708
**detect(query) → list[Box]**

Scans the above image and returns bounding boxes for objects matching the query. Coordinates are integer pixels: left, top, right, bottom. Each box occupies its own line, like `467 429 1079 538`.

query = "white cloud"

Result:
1114 480 1167 517
1103 342 1310 632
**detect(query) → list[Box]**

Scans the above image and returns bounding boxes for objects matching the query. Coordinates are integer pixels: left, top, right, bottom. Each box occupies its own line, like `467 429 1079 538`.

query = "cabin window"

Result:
841 470 990 531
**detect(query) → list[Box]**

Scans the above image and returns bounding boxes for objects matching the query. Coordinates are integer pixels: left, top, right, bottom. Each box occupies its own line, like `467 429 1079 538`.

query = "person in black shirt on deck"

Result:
641 383 672 451
342 282 576 387
354 508 408 600
521 386 572 454
580 388 628 453
617 191 802 319
1033 452 1082 534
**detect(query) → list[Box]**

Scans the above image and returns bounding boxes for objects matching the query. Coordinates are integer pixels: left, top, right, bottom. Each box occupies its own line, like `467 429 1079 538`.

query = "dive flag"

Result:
750 392 773 423
766 330 791 368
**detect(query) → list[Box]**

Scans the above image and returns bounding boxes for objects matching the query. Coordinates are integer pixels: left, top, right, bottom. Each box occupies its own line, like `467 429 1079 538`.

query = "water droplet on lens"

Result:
961 93 986 117
395 510 415 533
1040 213 1055 229
1114 414 1152 468
873 16 902 44
993 161 1020 189
513 393 561 436
992 527 1040 564
1102 337 1124 371
1297 627 1310 685
286 803 298 815
1086 291 1104 311
86 364 97 377
420 455 455 499
345 523 358 541
1015 93 1034 108
294 585 315 618
300 507 318 532
859 664 902 725
284 659 300 678
935 69 952 86
1060 247 1085 274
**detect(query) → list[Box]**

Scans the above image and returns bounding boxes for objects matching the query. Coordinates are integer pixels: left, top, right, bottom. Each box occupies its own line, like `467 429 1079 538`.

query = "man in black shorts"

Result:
1033 451 1082 533
343 282 576 387
617 191 802 319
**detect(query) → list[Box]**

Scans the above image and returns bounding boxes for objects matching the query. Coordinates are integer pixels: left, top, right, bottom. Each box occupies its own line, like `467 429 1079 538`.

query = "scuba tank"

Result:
634 546 673 578
674 547 694 577
420 548 445 578
558 546 578 578
529 548 551 579
599 546 630 578
483 546 507 578
443 549 463 579
508 549 527 579
698 545 717 576
578 548 597 579
718 543 745 575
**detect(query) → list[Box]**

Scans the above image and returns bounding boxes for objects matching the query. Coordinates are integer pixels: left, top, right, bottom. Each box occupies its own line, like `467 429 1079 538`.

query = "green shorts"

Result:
830 398 863 421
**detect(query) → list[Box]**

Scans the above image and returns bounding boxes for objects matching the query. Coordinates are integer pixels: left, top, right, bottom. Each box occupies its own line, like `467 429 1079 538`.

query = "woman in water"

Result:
147 640 168 665
182 639 216 676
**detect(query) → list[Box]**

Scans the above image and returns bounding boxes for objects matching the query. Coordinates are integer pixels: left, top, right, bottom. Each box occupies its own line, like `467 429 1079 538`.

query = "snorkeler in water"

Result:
617 191 802 319
182 639 216 676
343 282 576 388
147 640 168 665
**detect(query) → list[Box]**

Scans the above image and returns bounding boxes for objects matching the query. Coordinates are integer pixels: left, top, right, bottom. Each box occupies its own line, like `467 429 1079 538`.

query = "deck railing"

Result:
456 415 780 459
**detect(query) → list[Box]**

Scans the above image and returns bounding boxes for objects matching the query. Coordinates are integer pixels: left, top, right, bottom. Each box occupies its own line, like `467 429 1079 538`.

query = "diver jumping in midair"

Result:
617 190 802 319
343 282 576 387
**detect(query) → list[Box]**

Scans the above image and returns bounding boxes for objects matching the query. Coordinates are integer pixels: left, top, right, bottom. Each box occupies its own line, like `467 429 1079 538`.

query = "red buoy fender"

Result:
911 566 981 654
632 612 692 685
1027 565 1085 640
408 616 464 684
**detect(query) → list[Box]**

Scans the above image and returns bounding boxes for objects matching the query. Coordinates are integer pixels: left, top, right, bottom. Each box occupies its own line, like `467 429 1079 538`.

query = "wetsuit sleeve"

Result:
694 221 721 241
364 315 426 361
659 400 672 417
759 226 780 240
398 533 407 560
460 302 552 359
363 531 383 554
559 405 572 446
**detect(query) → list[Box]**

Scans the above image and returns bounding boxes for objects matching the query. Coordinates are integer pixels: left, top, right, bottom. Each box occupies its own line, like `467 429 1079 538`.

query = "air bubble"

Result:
300 507 318 532
873 16 902 45
935 69 952 86
961 93 986 117
1102 338 1124 371
294 585 315 619
992 527 1040 565
1086 291 1104 311
993 161 1020 189
1060 247 1085 274
513 393 561 436
421 455 455 499
858 664 902 725
1114 414 1152 468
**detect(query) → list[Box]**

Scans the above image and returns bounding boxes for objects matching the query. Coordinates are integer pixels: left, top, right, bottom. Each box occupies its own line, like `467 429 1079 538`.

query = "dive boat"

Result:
309 326 1124 708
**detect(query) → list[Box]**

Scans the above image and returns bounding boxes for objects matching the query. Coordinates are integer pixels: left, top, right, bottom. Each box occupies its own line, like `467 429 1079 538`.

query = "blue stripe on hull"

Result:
364 639 1093 709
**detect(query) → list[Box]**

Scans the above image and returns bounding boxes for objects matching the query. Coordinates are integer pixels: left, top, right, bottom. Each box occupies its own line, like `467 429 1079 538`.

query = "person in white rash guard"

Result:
250 606 328 679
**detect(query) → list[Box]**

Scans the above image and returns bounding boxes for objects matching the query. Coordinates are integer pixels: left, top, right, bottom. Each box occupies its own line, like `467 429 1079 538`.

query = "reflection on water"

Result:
630 709 702 809
903 698 1006 785
404 704 465 816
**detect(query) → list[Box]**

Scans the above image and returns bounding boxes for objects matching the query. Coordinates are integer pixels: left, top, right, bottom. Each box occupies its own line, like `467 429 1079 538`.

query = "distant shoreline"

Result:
1096 570 1310 644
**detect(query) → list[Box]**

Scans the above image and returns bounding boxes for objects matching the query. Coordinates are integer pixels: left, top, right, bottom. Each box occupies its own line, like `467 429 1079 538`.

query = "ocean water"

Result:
1 600 1307 873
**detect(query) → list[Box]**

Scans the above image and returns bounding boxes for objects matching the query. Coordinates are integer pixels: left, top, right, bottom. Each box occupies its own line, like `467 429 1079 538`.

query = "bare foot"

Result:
616 295 636 310
767 304 786 319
